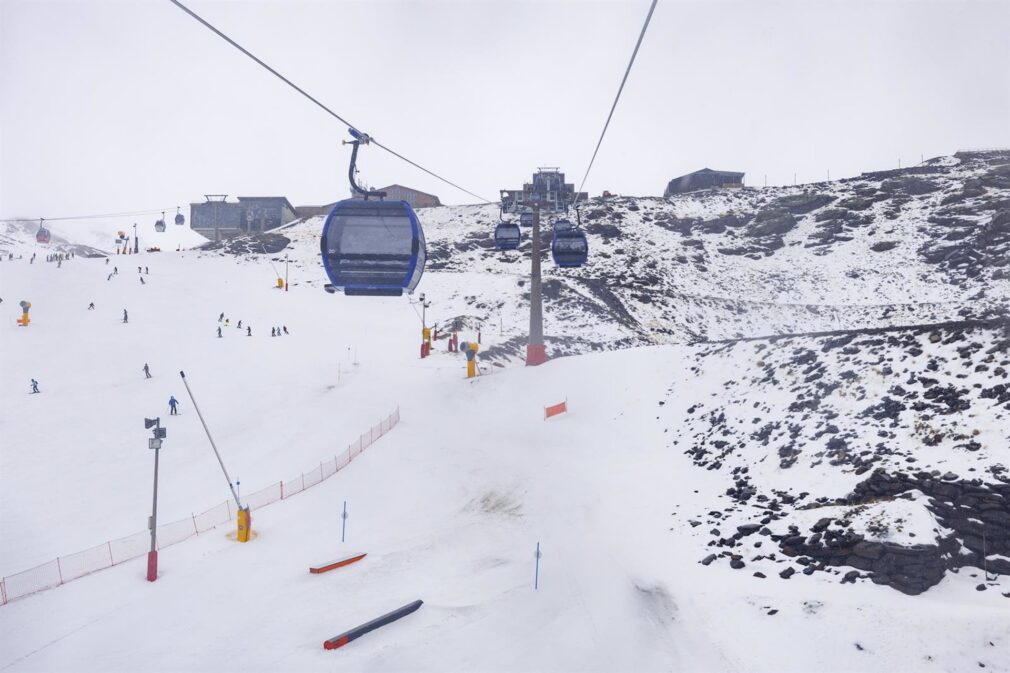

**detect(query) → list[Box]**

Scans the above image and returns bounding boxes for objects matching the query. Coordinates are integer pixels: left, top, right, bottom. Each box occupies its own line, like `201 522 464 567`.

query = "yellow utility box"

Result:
237 506 252 542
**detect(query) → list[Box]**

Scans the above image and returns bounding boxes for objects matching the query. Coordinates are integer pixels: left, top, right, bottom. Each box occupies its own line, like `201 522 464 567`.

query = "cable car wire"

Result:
0 207 178 224
571 0 658 208
167 0 493 204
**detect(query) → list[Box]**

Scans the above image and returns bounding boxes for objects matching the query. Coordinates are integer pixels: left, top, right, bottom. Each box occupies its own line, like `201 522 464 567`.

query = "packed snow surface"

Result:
1 154 1009 672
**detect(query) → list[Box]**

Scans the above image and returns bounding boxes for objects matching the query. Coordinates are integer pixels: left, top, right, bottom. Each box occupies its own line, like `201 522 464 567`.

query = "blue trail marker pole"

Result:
341 500 348 542
534 542 541 590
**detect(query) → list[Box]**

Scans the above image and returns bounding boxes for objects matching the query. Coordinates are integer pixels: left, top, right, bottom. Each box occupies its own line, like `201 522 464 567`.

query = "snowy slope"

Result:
206 151 1010 363
1 216 208 259
1 152 1008 672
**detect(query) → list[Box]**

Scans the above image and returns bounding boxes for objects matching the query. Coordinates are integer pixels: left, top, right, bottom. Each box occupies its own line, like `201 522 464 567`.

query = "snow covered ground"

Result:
1 154 1009 671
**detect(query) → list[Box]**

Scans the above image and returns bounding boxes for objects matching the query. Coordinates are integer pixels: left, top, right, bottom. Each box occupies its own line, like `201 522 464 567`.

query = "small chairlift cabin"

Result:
494 209 521 251
36 220 51 244
320 129 426 296
174 207 185 226
551 218 588 268
155 212 166 232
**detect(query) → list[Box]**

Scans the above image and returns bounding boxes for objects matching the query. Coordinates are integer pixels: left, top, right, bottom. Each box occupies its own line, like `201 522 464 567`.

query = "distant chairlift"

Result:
551 218 588 268
155 212 166 232
494 209 521 250
174 207 185 226
320 128 425 296
36 220 51 244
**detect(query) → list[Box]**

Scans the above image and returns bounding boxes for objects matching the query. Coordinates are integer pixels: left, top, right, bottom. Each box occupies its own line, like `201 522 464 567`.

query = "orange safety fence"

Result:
0 407 400 606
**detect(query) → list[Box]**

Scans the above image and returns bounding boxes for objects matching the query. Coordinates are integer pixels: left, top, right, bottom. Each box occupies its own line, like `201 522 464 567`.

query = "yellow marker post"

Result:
237 506 252 542
276 278 284 289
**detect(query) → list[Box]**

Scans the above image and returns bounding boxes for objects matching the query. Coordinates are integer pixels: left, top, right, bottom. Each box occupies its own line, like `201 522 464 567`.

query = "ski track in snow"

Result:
1 153 1009 672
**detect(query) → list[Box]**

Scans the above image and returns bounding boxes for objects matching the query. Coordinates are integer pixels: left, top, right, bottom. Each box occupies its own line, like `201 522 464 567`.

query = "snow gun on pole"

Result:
179 371 253 542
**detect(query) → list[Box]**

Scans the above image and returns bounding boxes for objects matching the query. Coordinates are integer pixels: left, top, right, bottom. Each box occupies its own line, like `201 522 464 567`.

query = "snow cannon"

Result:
421 326 431 358
237 506 252 543
16 300 31 326
461 342 479 379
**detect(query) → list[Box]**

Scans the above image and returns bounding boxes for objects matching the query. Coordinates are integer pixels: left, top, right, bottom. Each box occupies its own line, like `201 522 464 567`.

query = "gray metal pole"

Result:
526 204 547 366
179 371 242 508
150 423 160 554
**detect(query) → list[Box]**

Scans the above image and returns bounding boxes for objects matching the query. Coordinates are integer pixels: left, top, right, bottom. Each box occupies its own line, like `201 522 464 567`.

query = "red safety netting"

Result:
193 501 231 533
109 530 149 565
3 560 61 601
58 542 113 583
156 518 197 550
282 475 303 499
244 482 281 511
1 407 399 605
303 465 323 490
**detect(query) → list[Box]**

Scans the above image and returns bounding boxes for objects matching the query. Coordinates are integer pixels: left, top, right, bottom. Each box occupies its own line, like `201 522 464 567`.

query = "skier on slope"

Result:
246 326 252 336
169 396 179 415
122 309 128 323
30 379 40 394
217 326 222 338
143 363 151 379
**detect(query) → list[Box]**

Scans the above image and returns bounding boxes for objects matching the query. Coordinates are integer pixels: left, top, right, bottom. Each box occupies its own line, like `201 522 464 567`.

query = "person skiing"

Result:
30 379 40 394
219 312 224 322
145 267 149 274
143 363 151 379
140 277 145 285
137 266 141 274
271 327 276 337
237 320 242 329
217 326 222 338
283 326 289 335
122 309 128 323
246 326 252 336
105 258 109 265
169 396 179 415
113 266 118 275
88 302 95 310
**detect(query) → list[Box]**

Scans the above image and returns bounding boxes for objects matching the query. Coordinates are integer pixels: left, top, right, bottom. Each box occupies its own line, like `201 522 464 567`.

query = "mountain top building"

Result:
664 169 745 196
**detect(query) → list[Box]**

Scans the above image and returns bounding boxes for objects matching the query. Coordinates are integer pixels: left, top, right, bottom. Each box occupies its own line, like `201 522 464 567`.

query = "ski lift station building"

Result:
501 168 588 213
189 196 298 239
664 168 745 196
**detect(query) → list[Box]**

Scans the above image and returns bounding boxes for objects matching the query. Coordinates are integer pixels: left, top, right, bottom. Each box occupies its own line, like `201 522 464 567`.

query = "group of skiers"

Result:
45 253 73 262
215 312 291 338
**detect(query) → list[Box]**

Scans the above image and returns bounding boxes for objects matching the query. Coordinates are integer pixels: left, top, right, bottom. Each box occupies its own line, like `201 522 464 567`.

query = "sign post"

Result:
144 417 167 582
341 500 348 543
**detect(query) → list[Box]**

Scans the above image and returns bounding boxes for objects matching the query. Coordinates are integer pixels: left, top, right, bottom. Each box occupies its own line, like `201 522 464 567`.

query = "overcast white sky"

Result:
2 0 1009 221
